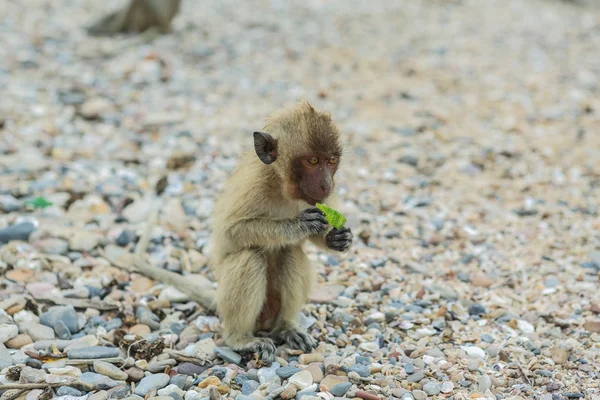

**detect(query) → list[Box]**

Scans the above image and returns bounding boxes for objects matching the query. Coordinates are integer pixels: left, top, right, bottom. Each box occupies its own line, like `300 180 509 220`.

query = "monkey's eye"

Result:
328 156 338 165
307 157 319 165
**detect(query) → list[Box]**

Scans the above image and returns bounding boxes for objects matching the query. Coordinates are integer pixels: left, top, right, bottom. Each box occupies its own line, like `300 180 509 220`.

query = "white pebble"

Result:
288 370 313 390
461 346 486 359
441 381 454 393
517 320 535 334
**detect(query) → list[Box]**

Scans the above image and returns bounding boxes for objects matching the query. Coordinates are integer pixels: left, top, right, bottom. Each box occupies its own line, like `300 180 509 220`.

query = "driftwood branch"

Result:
35 297 118 311
102 209 216 312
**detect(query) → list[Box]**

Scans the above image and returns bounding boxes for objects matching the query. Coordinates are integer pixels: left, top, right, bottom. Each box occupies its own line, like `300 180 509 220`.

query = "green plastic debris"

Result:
24 197 53 209
316 203 347 229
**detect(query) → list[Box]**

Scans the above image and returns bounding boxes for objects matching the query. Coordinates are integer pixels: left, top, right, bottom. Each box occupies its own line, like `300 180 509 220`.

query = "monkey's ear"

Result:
253 131 278 164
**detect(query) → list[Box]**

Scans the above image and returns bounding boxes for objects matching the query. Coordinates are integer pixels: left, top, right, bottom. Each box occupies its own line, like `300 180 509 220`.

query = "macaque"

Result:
210 101 353 361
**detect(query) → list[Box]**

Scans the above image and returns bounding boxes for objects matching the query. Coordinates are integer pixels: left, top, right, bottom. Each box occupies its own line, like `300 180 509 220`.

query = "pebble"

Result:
177 363 209 376
79 372 122 389
289 370 313 390
277 367 302 379
134 373 171 396
330 382 352 397
40 305 80 334
0 323 18 343
94 360 129 381
305 364 324 383
412 390 427 400
347 364 370 377
407 372 425 383
214 347 242 365
6 333 33 348
68 346 120 359
57 387 84 397
242 380 260 395
24 322 55 341
0 222 37 244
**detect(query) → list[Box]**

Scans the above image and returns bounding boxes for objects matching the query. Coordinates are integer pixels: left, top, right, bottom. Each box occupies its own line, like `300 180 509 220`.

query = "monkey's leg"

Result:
271 246 317 353
216 250 277 362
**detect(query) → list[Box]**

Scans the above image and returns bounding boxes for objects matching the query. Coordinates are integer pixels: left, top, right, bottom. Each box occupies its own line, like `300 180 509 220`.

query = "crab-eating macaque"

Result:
210 101 353 361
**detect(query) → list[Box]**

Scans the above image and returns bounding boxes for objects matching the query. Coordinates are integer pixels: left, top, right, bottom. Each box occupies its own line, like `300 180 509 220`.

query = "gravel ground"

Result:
1 0 600 399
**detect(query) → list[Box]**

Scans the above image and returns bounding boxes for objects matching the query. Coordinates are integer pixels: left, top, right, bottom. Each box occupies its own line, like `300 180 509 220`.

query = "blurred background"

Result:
1 0 600 398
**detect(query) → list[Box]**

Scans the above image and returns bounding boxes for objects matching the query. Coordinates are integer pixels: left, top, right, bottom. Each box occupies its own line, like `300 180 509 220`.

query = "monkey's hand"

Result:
298 208 329 236
326 227 353 252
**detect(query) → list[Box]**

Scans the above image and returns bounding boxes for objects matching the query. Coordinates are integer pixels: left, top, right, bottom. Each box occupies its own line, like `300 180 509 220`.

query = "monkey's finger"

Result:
332 232 353 241
329 240 351 251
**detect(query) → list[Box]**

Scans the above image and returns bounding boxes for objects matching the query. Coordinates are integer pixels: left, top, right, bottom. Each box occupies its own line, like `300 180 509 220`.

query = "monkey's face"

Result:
290 154 339 205
253 131 341 205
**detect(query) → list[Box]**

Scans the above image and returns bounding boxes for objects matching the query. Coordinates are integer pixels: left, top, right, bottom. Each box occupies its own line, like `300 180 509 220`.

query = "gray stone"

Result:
214 346 242 365
68 346 120 359
330 382 352 397
136 307 160 330
423 381 442 396
0 323 19 343
37 238 69 255
108 385 131 399
94 360 129 381
412 390 427 400
24 323 55 341
177 362 209 376
0 222 36 244
134 373 170 396
276 366 302 379
79 372 122 389
347 364 370 377
54 320 72 340
169 374 190 390
0 343 14 369
242 380 260 395
407 372 425 383
0 195 20 212
57 387 84 397
40 305 80 334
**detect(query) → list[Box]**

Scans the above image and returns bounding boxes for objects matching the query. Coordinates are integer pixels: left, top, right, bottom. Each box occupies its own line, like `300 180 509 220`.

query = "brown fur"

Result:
210 101 347 360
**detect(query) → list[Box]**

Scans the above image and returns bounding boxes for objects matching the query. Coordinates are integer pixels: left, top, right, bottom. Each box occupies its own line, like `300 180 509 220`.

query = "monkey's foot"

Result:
232 337 277 363
278 328 316 353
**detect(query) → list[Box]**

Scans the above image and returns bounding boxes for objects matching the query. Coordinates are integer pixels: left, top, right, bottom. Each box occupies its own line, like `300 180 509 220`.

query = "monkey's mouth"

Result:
305 197 323 206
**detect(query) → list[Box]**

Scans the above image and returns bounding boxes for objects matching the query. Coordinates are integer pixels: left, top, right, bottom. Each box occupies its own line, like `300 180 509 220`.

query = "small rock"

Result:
19 366 46 383
441 381 454 393
407 372 425 383
125 367 144 382
24 322 55 341
214 347 242 365
347 364 370 377
36 238 69 255
177 363 208 376
309 285 344 303
54 321 72 340
134 373 170 396
40 306 79 333
461 346 486 359
198 376 221 388
0 222 37 244
330 382 352 397
6 334 33 349
129 324 151 336
116 230 135 246
412 390 427 400
68 346 120 359
108 386 131 398
583 320 600 333
79 372 122 389
356 391 379 400
277 367 302 379
305 364 323 383
478 374 492 392
0 323 19 343
242 380 260 395
298 353 324 364
157 384 185 397
281 385 298 400
468 304 486 316
289 370 313 390
551 346 570 364
94 360 129 381
57 387 84 397
471 273 494 288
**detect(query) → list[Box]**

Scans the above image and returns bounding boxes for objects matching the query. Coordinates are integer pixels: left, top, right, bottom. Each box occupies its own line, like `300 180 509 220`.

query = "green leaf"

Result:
316 203 347 229
24 196 53 209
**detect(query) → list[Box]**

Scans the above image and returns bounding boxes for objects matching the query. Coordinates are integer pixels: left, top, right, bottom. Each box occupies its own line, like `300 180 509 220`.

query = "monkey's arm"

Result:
227 208 328 248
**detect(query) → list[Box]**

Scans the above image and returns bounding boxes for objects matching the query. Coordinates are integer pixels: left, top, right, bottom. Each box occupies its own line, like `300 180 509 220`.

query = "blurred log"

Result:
87 0 181 36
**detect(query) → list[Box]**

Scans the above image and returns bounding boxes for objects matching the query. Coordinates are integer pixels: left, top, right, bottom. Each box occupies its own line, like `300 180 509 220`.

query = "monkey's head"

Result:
253 101 342 205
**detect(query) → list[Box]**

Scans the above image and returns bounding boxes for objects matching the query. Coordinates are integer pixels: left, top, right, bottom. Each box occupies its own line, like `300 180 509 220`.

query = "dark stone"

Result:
347 364 370 377
0 222 37 244
116 230 135 246
468 304 486 316
178 362 209 376
276 366 302 379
